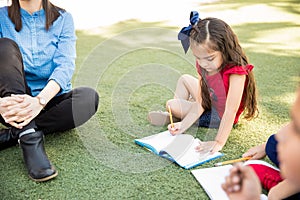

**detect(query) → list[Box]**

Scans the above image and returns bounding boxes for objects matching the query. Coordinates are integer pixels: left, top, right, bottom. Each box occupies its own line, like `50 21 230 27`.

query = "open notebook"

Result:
191 161 270 200
134 130 223 169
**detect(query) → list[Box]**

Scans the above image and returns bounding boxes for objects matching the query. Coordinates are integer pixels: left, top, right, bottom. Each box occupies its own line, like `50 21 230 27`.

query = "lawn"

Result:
1 0 300 199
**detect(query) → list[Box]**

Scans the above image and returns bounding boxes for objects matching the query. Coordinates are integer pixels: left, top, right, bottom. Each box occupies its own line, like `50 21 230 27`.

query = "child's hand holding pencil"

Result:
168 122 180 135
167 105 182 135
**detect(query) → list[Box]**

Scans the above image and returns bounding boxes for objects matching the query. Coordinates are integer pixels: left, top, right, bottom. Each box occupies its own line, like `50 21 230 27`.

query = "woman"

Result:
0 0 99 182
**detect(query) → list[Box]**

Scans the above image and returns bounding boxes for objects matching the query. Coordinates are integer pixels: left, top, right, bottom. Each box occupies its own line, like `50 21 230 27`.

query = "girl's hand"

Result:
242 143 266 160
221 163 261 200
2 94 43 129
168 122 185 135
195 140 223 154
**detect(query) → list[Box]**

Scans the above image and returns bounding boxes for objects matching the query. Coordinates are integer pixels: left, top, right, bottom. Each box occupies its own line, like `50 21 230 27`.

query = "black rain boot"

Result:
19 130 58 182
0 128 18 150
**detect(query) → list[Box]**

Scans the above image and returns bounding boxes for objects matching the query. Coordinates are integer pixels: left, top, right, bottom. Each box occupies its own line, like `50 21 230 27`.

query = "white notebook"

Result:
135 130 223 169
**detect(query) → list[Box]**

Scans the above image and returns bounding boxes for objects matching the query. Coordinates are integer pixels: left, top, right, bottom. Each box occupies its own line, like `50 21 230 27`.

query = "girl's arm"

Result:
213 74 246 152
268 179 300 200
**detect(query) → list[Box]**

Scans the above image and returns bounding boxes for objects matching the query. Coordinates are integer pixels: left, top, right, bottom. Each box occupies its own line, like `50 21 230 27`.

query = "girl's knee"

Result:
165 99 176 109
178 74 192 82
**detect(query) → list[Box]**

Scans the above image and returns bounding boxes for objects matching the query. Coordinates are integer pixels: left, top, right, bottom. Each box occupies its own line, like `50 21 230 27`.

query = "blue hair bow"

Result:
178 11 200 53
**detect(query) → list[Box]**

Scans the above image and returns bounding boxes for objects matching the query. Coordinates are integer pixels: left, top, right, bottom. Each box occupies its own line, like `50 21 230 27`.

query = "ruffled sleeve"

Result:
223 64 254 76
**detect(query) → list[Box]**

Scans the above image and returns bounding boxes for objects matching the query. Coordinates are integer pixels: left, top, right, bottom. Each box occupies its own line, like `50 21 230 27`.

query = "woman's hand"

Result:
1 95 32 128
168 122 186 135
0 95 26 115
2 94 43 129
242 143 266 160
195 140 223 154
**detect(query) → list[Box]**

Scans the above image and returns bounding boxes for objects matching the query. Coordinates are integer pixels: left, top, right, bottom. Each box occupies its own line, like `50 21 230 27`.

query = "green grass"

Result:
1 0 300 199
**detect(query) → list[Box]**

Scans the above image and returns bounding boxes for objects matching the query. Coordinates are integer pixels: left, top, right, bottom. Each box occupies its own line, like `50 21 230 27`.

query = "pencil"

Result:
214 156 252 167
168 105 174 128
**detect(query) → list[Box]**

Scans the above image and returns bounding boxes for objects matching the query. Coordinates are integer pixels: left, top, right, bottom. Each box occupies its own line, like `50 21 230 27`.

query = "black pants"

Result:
0 38 99 135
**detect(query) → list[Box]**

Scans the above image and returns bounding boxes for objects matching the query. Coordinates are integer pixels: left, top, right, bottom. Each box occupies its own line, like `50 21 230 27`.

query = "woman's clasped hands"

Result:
0 94 43 129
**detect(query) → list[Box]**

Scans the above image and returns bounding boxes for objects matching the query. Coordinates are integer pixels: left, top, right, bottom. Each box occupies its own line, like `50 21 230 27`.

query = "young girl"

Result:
0 0 98 181
222 88 300 200
241 131 300 199
148 11 258 153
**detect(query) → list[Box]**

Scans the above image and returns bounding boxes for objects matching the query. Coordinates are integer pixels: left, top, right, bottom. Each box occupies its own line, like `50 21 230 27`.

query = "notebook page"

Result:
159 134 194 161
135 131 176 153
192 165 268 200
176 139 221 168
191 165 232 200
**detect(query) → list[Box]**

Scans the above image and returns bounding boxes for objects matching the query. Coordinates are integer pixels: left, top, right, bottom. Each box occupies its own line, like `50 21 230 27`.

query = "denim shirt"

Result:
0 6 76 96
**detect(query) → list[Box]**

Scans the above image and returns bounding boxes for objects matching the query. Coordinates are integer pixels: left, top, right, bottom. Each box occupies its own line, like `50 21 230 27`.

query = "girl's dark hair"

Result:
190 17 258 120
8 0 64 32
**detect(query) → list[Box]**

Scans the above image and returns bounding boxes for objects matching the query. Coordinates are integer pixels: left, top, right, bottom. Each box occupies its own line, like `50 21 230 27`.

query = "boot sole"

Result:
29 170 58 182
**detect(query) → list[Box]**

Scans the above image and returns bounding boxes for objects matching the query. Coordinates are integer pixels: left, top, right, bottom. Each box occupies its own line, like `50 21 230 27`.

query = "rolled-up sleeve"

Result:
50 12 76 91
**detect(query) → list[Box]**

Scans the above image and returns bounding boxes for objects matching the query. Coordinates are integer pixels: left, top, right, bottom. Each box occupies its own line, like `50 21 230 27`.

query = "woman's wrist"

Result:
36 96 47 108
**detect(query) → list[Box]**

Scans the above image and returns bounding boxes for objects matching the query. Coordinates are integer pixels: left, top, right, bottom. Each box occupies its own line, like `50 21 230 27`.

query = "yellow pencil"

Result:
214 156 252 167
168 105 174 128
